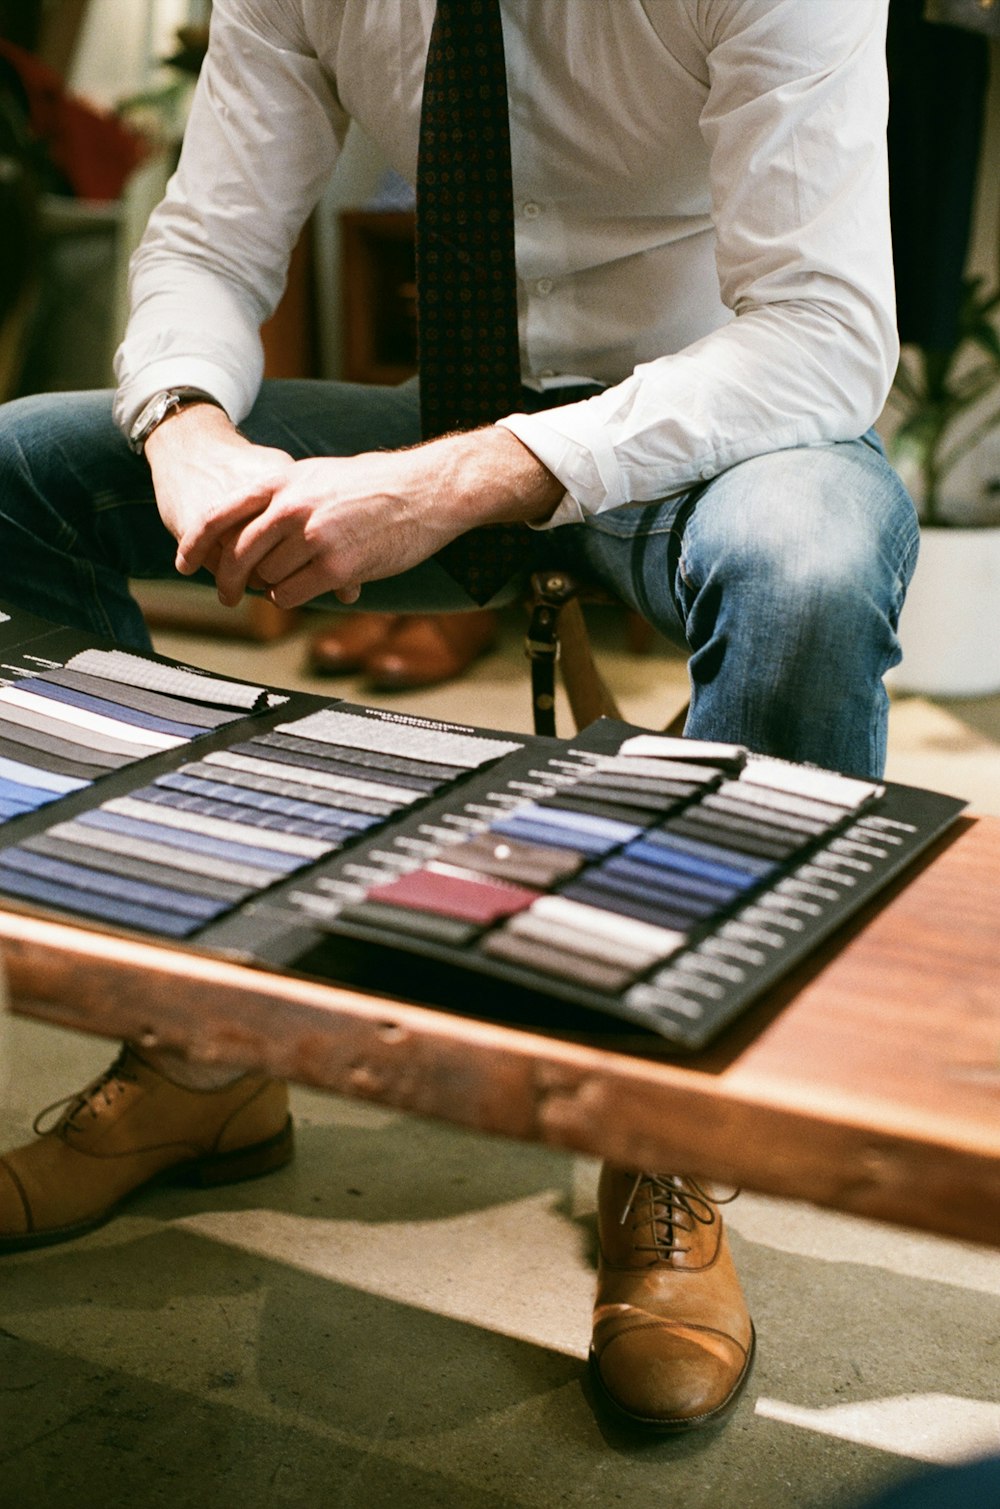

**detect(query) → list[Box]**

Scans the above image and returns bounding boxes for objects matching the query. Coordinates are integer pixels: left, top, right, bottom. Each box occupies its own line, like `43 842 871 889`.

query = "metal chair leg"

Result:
525 569 620 736
525 567 689 737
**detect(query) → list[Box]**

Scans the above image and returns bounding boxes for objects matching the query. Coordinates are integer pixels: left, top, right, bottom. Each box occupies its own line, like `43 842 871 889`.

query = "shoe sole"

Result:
0 1115 295 1256
587 1324 757 1436
307 655 370 676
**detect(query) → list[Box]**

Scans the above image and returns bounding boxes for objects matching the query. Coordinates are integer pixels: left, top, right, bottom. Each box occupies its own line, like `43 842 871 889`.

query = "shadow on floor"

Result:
3 1110 996 1508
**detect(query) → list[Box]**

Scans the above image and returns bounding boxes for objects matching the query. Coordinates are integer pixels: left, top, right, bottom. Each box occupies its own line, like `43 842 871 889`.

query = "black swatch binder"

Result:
0 601 966 1051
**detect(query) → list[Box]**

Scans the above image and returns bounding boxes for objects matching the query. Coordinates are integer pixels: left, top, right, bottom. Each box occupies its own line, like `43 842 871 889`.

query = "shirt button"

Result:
535 277 554 296
523 201 541 219
700 465 716 481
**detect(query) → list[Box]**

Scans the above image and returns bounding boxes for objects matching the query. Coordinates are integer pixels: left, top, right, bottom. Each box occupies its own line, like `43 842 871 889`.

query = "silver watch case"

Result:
128 388 217 455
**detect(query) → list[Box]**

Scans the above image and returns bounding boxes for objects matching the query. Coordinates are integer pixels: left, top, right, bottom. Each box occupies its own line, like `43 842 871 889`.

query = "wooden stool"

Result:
525 567 688 737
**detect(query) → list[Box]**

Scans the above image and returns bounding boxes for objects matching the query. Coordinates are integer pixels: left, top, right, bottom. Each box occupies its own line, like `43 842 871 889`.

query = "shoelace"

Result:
32 1048 138 1138
619 1173 738 1258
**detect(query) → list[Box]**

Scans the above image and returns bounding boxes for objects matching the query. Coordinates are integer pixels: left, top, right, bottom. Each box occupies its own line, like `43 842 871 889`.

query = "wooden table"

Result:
3 815 999 1249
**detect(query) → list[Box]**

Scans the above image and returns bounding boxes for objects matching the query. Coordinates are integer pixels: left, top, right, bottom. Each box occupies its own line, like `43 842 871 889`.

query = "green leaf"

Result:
952 366 1000 408
889 411 941 469
969 321 1000 366
890 358 922 405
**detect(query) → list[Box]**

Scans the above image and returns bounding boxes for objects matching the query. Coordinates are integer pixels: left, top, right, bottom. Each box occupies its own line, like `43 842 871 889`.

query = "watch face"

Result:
129 389 216 453
135 392 171 428
130 392 181 452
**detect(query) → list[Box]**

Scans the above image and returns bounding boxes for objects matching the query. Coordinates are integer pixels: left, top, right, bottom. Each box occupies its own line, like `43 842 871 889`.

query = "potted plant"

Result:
886 274 1000 696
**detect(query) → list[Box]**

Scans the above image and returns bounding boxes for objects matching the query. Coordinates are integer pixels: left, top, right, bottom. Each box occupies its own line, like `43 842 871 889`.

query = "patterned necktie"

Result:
417 0 528 606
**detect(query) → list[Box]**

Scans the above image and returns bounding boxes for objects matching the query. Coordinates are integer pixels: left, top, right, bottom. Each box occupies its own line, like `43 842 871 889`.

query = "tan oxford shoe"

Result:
0 1048 292 1254
590 1165 755 1433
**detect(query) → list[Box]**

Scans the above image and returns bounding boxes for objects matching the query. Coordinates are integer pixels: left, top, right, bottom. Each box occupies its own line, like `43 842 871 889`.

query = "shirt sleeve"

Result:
112 0 347 435
500 0 897 526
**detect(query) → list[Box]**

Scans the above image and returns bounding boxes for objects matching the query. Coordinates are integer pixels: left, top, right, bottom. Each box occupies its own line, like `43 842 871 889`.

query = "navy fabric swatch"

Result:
624 836 761 892
75 808 307 871
0 863 203 937
42 666 245 728
17 677 206 739
639 828 777 880
24 831 254 903
1 846 225 920
488 815 609 856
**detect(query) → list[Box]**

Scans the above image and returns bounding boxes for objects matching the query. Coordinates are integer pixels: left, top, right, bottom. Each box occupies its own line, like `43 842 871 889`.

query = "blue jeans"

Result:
0 380 919 778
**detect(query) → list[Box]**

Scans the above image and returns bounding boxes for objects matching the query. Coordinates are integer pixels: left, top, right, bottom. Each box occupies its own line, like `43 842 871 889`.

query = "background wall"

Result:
70 0 202 110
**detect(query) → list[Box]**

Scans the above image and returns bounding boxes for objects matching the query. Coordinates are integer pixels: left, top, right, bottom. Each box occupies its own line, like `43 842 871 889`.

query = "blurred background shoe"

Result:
306 612 400 675
307 610 498 687
365 610 499 689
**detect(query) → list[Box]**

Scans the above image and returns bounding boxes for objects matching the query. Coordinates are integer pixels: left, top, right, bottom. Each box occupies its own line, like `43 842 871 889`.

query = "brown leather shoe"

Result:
364 610 499 690
0 1048 293 1253
307 613 399 675
590 1165 755 1433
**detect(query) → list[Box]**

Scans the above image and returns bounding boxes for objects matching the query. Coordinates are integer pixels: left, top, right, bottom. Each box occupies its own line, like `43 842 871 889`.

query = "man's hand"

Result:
212 426 563 610
144 403 295 580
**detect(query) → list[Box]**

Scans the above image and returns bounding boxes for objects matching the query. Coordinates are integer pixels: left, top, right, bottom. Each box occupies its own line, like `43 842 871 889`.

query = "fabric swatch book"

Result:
0 601 965 1051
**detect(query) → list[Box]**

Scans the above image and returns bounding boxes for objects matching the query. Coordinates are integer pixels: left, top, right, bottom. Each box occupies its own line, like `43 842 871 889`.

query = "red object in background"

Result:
0 38 148 201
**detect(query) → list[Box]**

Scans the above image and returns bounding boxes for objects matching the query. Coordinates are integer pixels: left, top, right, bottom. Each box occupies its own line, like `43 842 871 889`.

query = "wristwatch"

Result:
128 387 222 455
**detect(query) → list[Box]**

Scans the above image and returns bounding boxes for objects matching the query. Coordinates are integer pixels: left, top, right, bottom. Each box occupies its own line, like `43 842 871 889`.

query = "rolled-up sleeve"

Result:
501 0 896 524
113 0 347 435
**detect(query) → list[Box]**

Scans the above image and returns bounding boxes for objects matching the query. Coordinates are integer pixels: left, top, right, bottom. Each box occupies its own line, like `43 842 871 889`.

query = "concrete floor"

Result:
2 603 1000 1508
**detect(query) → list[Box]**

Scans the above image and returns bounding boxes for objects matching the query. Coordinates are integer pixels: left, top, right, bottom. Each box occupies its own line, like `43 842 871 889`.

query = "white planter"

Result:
891 524 1000 697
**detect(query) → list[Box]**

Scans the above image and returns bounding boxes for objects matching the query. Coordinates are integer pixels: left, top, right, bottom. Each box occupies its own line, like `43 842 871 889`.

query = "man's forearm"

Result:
436 426 565 529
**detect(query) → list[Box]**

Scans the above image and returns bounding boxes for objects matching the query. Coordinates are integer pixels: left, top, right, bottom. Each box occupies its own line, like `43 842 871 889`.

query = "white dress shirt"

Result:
114 0 896 527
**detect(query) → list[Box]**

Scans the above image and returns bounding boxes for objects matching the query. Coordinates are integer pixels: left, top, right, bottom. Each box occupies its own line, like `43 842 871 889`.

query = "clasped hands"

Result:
145 404 561 609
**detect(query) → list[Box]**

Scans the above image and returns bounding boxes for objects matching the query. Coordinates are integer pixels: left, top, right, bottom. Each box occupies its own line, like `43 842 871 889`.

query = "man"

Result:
0 0 917 1434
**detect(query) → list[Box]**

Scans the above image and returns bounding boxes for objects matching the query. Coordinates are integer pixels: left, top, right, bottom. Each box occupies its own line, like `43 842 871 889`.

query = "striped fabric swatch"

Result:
0 703 524 939
0 661 248 830
309 740 883 1022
